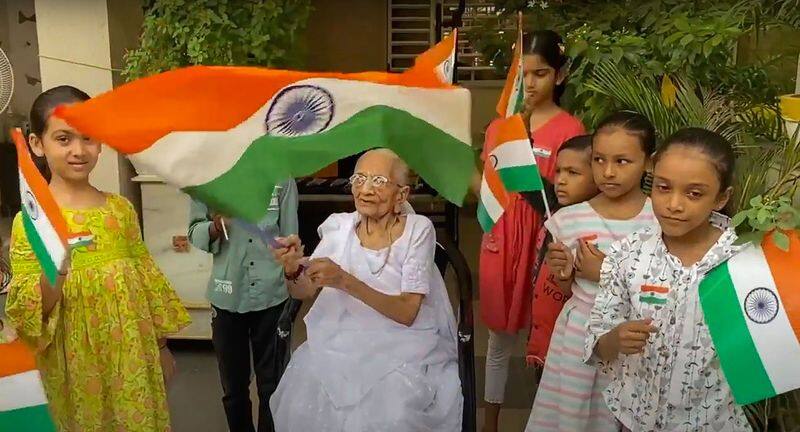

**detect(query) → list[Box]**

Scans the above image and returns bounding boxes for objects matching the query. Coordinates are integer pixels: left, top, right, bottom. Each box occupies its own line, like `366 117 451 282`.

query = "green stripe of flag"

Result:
497 165 543 192
0 404 56 432
699 262 775 404
477 203 496 233
21 209 59 284
512 76 525 115
186 105 475 222
640 295 667 305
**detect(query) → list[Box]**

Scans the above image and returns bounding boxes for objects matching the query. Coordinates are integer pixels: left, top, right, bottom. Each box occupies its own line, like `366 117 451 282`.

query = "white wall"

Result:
34 0 120 193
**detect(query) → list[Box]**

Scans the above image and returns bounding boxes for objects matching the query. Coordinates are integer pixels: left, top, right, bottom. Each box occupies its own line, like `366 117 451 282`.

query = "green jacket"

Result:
188 180 298 313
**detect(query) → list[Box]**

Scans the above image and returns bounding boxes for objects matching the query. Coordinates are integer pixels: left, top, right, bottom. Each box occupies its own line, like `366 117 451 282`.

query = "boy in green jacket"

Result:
188 179 298 432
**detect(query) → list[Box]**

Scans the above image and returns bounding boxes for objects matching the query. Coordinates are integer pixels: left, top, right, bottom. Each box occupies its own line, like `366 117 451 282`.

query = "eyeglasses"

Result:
349 173 402 190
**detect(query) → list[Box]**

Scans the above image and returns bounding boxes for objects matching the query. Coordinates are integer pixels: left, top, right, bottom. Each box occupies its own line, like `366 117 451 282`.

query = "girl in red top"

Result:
480 30 585 432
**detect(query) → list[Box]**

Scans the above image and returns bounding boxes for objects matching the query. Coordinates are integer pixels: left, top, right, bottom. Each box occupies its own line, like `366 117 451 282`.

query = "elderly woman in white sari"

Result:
270 149 463 431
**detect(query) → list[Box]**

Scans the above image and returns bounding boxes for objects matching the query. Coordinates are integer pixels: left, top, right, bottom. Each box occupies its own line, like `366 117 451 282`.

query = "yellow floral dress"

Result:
6 194 190 432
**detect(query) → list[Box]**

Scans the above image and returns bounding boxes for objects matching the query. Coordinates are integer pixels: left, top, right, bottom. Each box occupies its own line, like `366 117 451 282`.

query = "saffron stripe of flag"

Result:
414 28 457 85
641 285 670 294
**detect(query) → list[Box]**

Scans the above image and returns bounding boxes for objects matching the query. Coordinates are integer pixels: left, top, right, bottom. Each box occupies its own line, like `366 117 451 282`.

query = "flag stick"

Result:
541 189 552 219
220 218 229 241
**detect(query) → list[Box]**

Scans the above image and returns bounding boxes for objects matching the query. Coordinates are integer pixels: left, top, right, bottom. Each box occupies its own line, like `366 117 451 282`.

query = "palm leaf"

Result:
744 390 800 432
586 62 679 139
586 62 745 142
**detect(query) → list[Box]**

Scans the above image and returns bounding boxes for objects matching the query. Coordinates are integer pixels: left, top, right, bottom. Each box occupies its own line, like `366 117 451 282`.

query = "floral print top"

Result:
6 194 190 431
584 214 752 431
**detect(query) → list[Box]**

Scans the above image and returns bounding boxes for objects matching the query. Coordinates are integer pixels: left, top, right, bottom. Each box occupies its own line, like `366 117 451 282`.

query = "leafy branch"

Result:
123 0 312 81
733 195 800 250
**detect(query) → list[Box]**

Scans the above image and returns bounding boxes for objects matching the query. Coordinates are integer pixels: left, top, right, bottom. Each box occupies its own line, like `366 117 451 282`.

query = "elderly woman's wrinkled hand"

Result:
306 258 349 290
273 235 305 274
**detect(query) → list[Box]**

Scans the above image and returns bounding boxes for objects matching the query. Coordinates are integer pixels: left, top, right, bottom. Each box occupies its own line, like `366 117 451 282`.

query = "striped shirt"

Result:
544 199 656 307
526 199 657 432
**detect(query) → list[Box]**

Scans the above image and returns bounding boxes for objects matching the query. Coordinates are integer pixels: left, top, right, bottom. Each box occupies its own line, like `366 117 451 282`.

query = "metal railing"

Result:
387 0 508 81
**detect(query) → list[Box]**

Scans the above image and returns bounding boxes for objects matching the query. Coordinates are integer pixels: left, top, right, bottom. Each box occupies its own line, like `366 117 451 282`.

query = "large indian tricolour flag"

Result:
56 65 473 222
699 230 800 405
11 128 69 285
0 338 56 431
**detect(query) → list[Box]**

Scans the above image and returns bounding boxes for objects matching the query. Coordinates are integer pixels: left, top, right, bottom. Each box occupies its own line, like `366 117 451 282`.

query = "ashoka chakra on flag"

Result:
265 85 335 137
744 287 780 324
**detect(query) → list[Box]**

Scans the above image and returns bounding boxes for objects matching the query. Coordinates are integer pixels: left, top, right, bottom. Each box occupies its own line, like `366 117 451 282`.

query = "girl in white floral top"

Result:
586 128 753 431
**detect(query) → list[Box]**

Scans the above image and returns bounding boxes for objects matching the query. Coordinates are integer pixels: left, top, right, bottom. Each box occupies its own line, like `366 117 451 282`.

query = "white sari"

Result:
270 212 463 431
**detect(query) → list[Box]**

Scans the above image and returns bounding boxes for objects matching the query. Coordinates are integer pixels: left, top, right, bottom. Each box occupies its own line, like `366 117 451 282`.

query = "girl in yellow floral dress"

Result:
6 85 190 431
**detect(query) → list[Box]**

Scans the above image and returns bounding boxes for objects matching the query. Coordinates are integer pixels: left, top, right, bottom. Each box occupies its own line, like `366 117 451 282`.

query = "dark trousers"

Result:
211 301 285 432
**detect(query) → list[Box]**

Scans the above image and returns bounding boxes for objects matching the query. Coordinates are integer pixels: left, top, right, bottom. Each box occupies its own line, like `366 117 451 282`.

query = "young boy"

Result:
188 179 298 432
527 135 598 365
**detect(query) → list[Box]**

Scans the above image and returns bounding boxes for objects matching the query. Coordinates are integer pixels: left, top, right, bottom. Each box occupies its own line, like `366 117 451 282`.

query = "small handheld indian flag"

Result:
11 128 69 285
639 285 669 305
477 135 510 233
489 114 542 193
56 66 473 222
496 13 524 118
699 230 800 405
490 13 554 220
0 337 56 431
414 28 457 84
67 232 94 248
478 114 541 232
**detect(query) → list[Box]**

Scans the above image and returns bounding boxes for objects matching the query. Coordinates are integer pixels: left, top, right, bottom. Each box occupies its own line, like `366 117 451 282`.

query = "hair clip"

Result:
558 43 566 55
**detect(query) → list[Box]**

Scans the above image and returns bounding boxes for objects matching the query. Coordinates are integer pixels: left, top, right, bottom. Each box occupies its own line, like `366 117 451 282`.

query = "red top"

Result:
525 226 571 365
479 111 584 333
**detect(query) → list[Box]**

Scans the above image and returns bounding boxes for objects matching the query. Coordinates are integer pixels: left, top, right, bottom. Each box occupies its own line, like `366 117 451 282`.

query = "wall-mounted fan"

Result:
0 48 13 115
0 47 15 284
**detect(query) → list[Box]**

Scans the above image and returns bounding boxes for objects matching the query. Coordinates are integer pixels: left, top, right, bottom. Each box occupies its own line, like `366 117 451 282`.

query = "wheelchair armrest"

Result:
436 237 474 342
277 297 303 339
